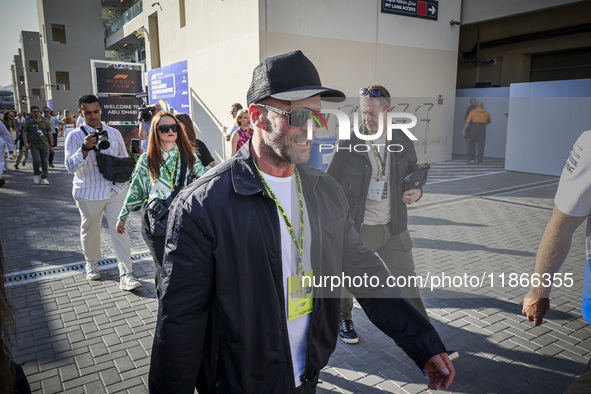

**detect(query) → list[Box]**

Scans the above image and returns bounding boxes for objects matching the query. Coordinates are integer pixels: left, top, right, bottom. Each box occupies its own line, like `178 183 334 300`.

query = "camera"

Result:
93 125 110 150
139 105 156 122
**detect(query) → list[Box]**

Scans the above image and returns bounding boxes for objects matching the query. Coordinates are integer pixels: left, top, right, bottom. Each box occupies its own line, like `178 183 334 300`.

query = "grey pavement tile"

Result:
4 158 589 393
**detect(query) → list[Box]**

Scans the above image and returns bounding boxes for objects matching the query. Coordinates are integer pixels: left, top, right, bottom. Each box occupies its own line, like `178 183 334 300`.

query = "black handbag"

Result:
146 156 188 237
81 126 135 183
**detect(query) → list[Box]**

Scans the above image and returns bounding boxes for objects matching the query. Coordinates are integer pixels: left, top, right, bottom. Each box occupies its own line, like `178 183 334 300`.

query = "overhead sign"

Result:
381 0 438 21
96 68 142 94
148 60 189 113
100 96 143 140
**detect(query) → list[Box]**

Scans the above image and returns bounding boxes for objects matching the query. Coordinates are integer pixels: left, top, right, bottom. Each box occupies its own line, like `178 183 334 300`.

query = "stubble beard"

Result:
260 118 311 167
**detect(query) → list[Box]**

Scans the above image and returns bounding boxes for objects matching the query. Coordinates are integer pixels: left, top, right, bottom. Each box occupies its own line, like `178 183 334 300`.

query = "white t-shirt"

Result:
260 170 312 387
554 130 591 218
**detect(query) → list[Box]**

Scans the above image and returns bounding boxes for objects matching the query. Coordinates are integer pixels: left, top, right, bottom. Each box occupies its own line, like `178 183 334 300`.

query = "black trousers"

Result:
141 209 165 295
468 127 486 163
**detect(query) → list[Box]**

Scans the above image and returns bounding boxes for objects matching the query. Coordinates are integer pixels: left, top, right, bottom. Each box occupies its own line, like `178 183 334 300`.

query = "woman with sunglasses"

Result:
230 108 252 156
116 111 204 293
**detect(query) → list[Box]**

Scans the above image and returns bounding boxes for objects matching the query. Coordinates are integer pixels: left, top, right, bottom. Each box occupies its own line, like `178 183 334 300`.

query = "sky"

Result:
0 0 39 88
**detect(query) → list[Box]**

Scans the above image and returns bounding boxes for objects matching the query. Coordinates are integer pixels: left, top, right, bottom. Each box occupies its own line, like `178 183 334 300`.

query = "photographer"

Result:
138 103 161 153
64 94 141 291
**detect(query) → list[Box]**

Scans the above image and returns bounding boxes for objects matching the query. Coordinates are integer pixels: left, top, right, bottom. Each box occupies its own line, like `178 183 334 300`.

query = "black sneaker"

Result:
339 319 359 344
0 178 5 188
446 350 459 362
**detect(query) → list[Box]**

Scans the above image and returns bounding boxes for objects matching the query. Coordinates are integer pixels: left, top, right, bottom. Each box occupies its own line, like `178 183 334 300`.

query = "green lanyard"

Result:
254 162 305 275
162 148 179 190
370 141 388 180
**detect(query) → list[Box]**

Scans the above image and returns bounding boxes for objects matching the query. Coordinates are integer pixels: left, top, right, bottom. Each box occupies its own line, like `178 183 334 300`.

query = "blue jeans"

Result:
30 146 49 179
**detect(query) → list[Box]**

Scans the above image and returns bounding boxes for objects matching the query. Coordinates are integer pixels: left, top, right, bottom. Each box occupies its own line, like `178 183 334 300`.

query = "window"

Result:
179 0 186 28
29 60 38 72
19 76 24 84
55 71 70 90
32 88 41 100
51 24 66 44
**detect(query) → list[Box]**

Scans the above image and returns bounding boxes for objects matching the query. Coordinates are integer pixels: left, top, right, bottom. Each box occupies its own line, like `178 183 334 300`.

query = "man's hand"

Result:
116 219 126 234
83 133 98 150
462 130 466 137
402 189 421 205
423 353 455 390
522 296 550 326
50 147 55 153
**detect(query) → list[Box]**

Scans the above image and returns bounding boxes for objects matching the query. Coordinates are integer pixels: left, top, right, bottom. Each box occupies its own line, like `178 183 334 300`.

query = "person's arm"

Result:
230 131 240 156
0 122 14 152
148 197 214 392
522 205 586 325
64 130 97 173
191 153 205 179
46 124 54 152
139 121 147 141
117 156 150 233
403 135 423 202
339 212 454 389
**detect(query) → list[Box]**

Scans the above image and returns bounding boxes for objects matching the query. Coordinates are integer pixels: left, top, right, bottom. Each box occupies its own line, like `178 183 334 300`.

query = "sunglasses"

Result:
360 87 387 98
257 104 326 128
157 124 180 133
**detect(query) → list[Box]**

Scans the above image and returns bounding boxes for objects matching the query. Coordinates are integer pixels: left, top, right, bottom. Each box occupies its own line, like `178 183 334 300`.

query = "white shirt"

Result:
76 115 84 127
260 170 312 386
555 130 591 218
0 122 14 151
64 122 129 200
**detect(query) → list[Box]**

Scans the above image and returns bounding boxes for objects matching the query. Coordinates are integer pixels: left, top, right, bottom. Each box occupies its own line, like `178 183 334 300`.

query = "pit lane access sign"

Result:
381 0 438 21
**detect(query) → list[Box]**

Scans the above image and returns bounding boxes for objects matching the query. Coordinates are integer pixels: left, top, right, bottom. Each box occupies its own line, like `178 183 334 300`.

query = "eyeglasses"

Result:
257 104 325 128
157 124 180 133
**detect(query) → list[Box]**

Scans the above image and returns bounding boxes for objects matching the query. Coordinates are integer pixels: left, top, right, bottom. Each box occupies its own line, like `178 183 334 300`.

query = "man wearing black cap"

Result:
149 50 455 393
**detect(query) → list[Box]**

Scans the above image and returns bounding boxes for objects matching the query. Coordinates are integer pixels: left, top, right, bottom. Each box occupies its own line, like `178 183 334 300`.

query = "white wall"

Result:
454 88 509 158
505 79 591 176
260 0 462 163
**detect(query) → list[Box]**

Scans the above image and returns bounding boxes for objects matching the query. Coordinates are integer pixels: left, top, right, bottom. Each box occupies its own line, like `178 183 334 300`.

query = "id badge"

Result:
368 178 385 201
288 270 314 321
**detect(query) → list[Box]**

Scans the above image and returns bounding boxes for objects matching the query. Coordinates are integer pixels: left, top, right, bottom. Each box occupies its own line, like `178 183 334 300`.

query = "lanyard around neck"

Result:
254 162 305 275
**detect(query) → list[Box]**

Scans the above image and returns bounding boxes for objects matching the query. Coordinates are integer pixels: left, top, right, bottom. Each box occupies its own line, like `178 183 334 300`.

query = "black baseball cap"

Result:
247 50 345 105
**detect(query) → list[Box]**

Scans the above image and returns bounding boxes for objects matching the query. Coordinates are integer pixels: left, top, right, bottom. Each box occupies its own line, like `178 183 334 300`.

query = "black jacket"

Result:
327 128 422 235
148 141 445 393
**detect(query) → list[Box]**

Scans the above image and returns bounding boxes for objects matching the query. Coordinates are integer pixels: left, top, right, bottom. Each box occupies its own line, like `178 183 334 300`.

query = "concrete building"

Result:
20 31 46 111
12 49 27 113
36 0 107 113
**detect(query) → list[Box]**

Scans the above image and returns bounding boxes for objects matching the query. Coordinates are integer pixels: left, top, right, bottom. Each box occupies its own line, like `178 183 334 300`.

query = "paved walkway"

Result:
1 144 589 393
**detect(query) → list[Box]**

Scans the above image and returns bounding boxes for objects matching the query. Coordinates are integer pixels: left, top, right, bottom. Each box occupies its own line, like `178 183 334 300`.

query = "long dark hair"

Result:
0 241 16 393
147 112 196 183
175 113 198 148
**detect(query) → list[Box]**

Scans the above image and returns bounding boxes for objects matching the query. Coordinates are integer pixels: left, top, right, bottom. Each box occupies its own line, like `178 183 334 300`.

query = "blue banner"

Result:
148 60 189 113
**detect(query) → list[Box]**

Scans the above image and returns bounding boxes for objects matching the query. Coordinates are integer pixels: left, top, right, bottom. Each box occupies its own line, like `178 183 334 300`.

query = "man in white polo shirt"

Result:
523 130 591 392
64 94 141 291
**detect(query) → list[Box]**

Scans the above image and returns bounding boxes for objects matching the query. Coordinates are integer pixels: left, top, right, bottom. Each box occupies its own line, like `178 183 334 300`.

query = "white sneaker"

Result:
120 273 142 291
33 175 40 184
85 264 101 280
40 178 49 185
